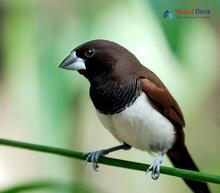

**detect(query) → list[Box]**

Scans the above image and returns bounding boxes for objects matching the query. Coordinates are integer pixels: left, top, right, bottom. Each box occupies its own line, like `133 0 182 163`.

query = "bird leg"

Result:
147 148 167 180
84 143 131 171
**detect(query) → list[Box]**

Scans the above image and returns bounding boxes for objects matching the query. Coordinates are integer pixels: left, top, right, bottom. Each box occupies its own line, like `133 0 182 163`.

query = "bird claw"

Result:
146 155 163 180
84 150 105 171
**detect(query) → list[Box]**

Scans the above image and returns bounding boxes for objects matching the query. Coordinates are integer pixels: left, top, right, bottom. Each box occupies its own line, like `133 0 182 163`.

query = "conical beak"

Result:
59 51 86 71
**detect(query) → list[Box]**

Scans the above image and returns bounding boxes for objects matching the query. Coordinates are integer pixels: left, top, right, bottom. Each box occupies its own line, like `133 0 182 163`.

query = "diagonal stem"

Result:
0 138 219 184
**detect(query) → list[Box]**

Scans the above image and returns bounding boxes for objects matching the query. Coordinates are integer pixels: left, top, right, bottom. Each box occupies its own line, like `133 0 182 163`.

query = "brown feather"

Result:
138 68 185 128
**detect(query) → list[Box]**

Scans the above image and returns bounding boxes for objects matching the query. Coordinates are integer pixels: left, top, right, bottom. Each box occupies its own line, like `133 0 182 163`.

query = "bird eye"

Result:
84 48 95 58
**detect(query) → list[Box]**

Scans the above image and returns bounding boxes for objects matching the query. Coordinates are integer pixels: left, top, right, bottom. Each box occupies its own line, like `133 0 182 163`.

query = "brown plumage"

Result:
139 72 185 128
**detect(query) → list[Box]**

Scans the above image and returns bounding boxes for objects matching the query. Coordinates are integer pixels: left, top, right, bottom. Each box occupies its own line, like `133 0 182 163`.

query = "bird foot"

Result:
84 150 106 171
146 154 163 180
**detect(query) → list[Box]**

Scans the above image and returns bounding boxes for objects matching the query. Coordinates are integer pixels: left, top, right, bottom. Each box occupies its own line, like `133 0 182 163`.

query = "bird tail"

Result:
167 145 211 193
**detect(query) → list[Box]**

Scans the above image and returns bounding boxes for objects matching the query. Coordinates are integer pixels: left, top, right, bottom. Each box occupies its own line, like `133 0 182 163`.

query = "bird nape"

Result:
59 39 210 193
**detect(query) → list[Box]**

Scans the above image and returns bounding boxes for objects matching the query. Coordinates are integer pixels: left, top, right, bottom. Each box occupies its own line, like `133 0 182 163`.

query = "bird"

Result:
59 39 210 193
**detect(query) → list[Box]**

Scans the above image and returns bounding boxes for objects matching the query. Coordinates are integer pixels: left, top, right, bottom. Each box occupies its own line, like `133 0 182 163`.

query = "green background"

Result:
0 0 219 193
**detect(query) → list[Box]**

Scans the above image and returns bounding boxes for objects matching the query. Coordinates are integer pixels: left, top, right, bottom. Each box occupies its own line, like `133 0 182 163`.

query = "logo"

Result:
176 9 211 15
163 9 211 19
175 9 211 18
163 10 173 19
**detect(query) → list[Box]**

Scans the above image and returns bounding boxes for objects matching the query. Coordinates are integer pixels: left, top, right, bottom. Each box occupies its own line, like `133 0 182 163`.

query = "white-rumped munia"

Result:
59 40 210 193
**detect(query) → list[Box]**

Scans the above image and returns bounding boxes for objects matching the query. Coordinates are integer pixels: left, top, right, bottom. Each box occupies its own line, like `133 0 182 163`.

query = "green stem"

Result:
0 138 219 184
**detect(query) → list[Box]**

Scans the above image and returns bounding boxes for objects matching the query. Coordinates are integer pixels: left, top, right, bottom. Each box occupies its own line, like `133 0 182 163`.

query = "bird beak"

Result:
59 51 86 71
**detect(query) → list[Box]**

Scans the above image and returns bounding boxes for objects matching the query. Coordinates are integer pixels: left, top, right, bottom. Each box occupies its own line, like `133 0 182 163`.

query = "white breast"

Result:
97 93 175 153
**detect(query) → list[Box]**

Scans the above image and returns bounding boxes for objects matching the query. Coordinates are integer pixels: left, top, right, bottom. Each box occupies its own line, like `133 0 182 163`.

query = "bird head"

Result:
59 39 140 83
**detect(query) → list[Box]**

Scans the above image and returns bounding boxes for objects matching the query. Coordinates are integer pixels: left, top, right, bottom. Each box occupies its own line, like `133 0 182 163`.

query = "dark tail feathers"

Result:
167 145 211 193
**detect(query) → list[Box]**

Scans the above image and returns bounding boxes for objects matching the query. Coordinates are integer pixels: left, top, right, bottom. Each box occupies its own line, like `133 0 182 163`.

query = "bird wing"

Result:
138 68 185 128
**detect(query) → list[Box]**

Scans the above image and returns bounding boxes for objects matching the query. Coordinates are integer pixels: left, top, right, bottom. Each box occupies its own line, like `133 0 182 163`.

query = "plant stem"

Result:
0 138 219 184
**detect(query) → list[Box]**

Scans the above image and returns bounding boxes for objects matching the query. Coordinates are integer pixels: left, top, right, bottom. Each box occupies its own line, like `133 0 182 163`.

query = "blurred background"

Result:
0 0 220 192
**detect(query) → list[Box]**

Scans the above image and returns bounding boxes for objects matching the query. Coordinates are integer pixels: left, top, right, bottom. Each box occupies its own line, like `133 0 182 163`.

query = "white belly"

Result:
97 93 175 153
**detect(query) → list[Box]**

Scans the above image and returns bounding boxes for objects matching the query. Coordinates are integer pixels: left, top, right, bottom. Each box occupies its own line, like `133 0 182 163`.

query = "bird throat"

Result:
90 79 141 114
